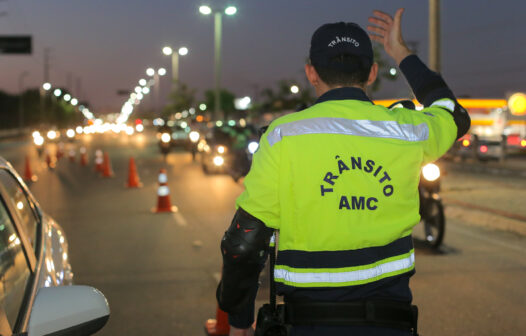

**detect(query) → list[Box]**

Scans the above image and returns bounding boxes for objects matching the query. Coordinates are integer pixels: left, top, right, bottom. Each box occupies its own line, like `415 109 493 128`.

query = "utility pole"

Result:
214 12 222 120
41 48 51 125
76 77 82 100
19 72 28 132
429 0 441 72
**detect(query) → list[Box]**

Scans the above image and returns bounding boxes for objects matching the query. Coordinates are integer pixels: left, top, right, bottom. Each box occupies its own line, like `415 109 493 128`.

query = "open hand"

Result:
367 8 412 65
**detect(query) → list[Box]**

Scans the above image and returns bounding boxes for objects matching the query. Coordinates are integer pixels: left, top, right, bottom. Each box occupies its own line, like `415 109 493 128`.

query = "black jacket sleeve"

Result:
399 55 471 140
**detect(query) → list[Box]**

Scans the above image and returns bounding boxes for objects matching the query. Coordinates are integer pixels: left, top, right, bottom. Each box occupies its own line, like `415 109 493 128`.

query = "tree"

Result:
164 81 196 118
204 89 236 119
259 80 314 112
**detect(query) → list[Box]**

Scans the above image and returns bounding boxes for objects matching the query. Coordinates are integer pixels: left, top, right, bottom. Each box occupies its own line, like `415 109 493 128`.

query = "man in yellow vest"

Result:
216 8 470 336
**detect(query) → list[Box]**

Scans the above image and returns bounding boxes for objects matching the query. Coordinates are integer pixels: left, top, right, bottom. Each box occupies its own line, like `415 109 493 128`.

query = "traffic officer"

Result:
216 8 470 336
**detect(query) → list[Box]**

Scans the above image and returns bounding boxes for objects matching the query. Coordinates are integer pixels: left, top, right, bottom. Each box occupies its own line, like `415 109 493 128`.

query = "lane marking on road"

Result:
172 211 188 226
449 224 526 254
445 199 526 223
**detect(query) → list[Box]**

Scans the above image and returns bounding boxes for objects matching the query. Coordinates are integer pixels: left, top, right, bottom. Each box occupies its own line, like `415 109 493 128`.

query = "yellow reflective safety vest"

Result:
236 88 457 292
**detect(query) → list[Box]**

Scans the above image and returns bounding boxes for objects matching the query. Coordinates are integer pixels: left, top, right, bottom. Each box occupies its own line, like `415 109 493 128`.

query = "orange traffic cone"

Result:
68 149 76 162
94 150 103 173
79 147 88 166
204 307 230 336
101 152 114 178
23 155 37 182
126 157 142 188
152 169 177 213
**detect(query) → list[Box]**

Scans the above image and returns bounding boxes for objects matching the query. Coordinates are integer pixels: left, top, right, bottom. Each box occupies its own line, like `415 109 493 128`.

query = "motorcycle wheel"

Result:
422 198 445 248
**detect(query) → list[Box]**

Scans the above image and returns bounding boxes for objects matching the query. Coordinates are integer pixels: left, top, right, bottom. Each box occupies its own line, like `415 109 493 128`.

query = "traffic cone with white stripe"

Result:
94 150 103 173
68 148 76 162
56 142 65 160
79 147 88 166
152 169 177 213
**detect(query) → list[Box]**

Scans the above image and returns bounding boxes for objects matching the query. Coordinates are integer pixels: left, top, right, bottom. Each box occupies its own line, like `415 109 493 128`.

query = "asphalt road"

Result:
1 132 525 335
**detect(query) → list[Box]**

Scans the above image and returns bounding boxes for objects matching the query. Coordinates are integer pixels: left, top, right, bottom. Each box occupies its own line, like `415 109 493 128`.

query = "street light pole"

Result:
214 12 222 120
429 0 441 72
18 71 28 132
200 5 236 120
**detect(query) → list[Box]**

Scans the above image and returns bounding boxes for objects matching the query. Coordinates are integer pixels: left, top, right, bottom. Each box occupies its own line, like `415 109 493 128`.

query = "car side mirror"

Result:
28 286 110 336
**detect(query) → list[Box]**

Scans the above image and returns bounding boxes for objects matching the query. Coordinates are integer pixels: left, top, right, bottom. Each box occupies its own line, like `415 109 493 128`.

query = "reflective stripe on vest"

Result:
274 235 415 288
267 117 429 147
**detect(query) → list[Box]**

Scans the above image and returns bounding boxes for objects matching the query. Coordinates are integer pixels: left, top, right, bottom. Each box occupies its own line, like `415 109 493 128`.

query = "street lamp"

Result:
199 4 237 120
42 82 52 91
146 67 166 116
53 89 62 97
290 85 299 94
162 45 189 93
139 78 147 86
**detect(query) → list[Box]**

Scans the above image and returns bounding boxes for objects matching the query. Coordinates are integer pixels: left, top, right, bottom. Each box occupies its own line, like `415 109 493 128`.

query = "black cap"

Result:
309 22 373 71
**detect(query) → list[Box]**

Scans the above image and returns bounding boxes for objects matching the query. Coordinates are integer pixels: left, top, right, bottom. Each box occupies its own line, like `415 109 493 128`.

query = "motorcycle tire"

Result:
422 198 445 248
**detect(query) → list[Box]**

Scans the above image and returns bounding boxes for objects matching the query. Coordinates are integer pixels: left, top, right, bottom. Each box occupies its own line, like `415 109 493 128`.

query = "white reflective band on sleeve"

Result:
267 118 428 146
431 99 455 112
157 186 170 196
158 173 168 183
274 252 415 285
270 234 276 244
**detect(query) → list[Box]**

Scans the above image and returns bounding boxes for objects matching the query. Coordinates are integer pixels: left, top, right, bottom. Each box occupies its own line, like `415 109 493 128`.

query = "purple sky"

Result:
0 0 525 114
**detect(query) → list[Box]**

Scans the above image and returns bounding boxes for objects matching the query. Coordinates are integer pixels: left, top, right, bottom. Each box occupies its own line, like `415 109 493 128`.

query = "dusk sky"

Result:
0 0 525 113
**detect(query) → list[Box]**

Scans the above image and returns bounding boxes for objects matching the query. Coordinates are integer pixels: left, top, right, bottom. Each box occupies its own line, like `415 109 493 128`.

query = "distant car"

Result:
0 157 109 336
199 125 259 175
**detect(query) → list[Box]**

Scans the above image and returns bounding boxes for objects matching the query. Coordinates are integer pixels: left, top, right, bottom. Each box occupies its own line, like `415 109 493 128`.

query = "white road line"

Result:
172 211 188 226
449 224 526 254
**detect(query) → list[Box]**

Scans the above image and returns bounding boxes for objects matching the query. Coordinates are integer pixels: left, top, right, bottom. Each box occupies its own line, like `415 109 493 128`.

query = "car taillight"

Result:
507 135 521 146
479 145 488 153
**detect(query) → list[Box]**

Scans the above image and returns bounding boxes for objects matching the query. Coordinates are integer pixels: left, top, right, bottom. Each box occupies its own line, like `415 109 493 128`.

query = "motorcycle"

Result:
419 162 445 248
229 141 259 182
158 132 171 161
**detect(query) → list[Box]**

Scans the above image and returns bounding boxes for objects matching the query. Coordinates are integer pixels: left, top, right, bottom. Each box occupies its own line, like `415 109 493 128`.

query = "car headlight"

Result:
34 136 44 146
161 133 171 143
217 145 227 154
422 163 440 182
47 130 57 140
189 131 200 143
66 129 75 138
248 141 259 154
213 156 224 166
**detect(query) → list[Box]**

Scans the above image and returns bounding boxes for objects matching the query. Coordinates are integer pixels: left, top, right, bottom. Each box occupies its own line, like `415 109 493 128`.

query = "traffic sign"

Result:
0 36 32 54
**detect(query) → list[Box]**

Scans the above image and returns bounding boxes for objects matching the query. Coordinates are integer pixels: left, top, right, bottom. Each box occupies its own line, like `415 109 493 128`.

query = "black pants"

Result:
290 325 412 336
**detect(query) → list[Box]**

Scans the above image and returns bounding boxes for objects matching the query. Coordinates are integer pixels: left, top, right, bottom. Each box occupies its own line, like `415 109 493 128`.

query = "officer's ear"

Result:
366 62 379 87
305 63 320 87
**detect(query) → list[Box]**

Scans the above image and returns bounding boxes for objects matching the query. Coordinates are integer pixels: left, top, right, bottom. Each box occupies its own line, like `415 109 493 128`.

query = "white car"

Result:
0 157 109 336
